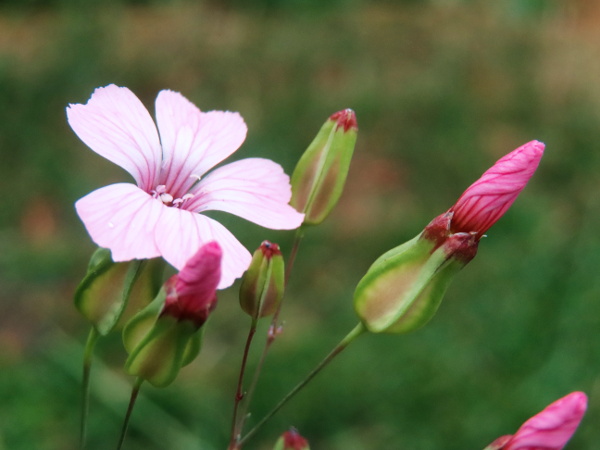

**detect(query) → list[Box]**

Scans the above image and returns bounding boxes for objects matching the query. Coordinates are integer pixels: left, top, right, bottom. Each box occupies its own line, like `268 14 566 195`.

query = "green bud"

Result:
239 241 285 319
353 231 477 334
290 109 358 225
74 248 162 335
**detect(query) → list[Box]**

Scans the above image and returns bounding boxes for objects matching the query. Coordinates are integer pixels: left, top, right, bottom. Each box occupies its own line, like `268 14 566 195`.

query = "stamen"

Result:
160 193 174 204
151 185 195 208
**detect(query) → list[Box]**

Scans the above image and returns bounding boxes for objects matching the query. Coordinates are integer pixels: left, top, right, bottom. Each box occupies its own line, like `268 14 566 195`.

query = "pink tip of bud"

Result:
162 241 222 327
330 108 358 132
282 428 309 450
490 392 588 450
450 140 544 236
259 240 282 258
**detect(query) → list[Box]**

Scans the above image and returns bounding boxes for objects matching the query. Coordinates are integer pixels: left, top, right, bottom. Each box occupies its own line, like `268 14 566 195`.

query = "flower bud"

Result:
354 141 544 334
239 241 285 319
122 242 222 387
74 248 162 335
484 392 587 450
290 109 358 225
448 140 544 237
273 428 310 450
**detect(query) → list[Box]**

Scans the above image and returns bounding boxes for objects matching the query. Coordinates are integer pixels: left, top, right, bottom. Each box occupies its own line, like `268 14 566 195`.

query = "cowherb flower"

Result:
354 141 544 334
68 85 304 289
484 391 587 450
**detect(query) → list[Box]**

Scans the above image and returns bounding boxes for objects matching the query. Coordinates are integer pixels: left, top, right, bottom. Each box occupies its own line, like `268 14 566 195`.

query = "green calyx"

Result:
74 248 163 336
290 112 357 226
123 290 203 388
353 234 469 334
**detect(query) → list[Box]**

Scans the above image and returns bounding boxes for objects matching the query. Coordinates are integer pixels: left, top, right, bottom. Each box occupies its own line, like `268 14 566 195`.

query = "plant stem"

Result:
79 327 99 450
238 323 366 446
228 319 258 450
116 377 144 450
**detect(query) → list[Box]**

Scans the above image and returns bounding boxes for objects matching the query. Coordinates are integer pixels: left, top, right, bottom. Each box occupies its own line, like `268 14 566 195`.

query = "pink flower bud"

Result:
273 428 310 450
161 241 222 328
485 392 588 450
450 140 545 237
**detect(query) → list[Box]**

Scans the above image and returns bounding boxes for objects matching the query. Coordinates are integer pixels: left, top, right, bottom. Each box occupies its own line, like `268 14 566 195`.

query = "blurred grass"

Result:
1 0 600 448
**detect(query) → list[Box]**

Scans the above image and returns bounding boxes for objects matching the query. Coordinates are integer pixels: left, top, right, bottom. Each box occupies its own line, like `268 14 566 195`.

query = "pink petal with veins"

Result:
504 392 587 450
153 206 251 289
75 183 163 261
188 158 305 229
67 85 162 191
155 90 247 195
451 140 544 235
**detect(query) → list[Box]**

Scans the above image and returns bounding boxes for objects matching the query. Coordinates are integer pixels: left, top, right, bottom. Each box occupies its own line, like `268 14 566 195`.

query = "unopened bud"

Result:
290 109 357 225
122 242 222 387
239 241 285 319
355 141 544 334
74 248 161 335
273 428 310 450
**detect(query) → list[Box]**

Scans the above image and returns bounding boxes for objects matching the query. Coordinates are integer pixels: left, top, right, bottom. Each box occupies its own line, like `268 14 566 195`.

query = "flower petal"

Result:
155 90 247 196
67 85 162 191
187 158 305 229
153 207 251 289
75 183 163 261
506 392 587 450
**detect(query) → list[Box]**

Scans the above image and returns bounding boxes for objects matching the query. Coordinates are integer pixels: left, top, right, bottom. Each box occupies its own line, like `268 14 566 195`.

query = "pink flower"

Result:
485 392 588 450
68 85 304 288
450 140 545 236
161 241 222 328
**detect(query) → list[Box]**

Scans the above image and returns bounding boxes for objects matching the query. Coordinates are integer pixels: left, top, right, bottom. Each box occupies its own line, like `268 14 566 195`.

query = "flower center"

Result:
151 185 194 208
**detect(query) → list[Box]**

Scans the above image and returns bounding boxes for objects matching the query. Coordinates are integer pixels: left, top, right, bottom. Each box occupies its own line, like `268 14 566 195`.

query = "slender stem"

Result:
283 225 305 287
228 320 258 450
116 378 144 450
79 327 99 450
238 323 366 446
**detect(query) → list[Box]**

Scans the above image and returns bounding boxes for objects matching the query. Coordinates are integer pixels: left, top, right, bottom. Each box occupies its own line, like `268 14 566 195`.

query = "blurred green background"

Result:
1 0 599 448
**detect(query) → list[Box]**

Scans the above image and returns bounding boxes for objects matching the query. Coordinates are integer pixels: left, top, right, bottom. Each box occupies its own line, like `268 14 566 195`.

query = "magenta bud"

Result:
122 242 222 387
355 141 543 334
449 140 544 237
239 241 285 319
161 241 222 328
290 109 358 225
273 428 310 450
484 392 588 450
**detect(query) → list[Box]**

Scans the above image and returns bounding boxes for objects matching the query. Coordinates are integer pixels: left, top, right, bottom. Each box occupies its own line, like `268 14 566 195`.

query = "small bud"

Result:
239 241 285 319
273 428 310 450
354 141 544 334
484 392 587 450
290 109 358 225
123 242 222 387
74 248 162 335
